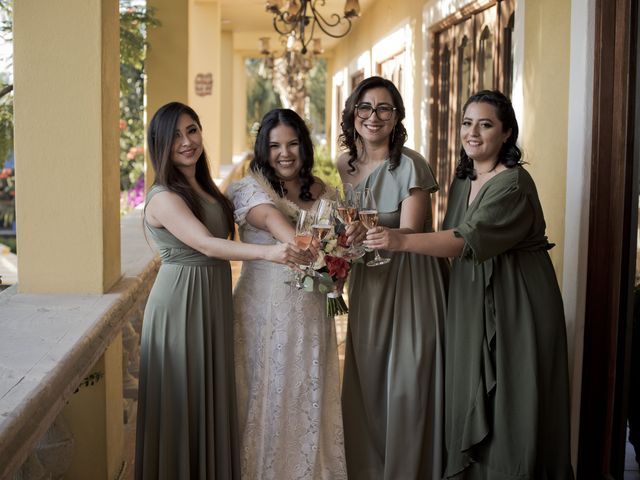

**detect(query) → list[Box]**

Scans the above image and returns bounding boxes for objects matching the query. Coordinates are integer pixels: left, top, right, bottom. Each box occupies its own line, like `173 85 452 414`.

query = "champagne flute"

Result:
335 183 365 259
360 187 391 267
293 209 314 288
312 198 335 242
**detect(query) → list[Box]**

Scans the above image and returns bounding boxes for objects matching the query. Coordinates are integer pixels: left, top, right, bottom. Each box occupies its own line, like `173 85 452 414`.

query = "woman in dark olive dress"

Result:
135 102 308 480
366 90 574 479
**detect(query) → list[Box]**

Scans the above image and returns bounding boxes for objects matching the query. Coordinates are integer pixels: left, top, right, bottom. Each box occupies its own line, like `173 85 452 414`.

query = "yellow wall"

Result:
189 0 222 177
63 334 124 479
326 0 572 280
330 0 425 152
221 32 234 166
102 0 122 293
522 0 571 279
14 0 120 293
147 0 189 110
232 50 249 155
146 0 189 187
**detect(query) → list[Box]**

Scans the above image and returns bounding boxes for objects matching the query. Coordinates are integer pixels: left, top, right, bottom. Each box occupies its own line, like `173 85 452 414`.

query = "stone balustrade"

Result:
0 210 158 480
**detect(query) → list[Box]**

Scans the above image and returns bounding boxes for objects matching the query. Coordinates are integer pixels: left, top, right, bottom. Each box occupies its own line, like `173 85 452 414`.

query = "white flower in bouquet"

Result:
324 238 338 254
313 250 326 270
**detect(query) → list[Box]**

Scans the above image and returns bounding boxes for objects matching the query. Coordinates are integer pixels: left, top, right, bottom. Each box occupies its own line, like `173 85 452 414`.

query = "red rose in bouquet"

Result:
325 255 349 281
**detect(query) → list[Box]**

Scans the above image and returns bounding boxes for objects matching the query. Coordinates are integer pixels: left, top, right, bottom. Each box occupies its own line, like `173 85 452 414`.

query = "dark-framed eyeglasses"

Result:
355 103 396 121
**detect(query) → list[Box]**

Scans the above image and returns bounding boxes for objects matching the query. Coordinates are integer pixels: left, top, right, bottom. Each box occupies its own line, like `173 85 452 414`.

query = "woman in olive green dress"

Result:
135 102 308 480
366 91 574 479
338 76 449 479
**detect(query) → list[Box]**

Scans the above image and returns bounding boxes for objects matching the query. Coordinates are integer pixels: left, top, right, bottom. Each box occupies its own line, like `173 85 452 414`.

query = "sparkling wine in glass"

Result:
312 198 335 242
293 209 314 287
312 224 332 241
360 187 390 267
335 183 365 259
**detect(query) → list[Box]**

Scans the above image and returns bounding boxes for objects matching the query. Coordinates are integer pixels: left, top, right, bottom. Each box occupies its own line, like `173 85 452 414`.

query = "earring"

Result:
391 126 396 144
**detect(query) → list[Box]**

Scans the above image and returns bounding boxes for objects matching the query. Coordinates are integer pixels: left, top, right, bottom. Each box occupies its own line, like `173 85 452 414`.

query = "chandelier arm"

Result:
308 3 353 38
273 14 296 35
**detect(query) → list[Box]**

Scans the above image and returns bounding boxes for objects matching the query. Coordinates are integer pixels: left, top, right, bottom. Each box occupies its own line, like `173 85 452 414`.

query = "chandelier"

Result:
265 0 361 54
259 33 322 114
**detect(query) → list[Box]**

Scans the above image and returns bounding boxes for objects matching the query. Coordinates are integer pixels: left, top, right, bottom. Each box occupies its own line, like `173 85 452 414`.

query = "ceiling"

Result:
219 0 375 51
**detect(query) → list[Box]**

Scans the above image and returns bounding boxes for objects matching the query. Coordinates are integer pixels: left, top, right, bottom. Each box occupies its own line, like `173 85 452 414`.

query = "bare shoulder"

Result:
145 189 190 227
147 189 184 208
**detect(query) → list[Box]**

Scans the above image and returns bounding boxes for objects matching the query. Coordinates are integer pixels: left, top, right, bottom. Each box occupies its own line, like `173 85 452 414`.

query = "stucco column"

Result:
220 31 234 168
62 333 124 480
14 0 120 294
146 0 189 187
189 0 222 178
233 50 249 157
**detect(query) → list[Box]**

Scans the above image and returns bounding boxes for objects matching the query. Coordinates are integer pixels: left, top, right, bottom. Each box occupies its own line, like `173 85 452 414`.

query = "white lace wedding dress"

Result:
227 174 347 480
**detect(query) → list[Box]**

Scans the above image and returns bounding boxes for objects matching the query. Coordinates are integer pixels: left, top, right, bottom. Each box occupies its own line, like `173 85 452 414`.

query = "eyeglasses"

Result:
355 103 396 121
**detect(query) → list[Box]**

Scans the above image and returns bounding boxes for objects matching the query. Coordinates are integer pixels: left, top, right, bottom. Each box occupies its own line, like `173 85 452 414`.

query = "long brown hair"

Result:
147 102 235 236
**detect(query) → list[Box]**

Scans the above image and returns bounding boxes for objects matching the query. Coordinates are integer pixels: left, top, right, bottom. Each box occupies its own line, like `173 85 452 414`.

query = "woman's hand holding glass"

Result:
292 209 317 288
265 241 313 268
363 225 405 253
335 183 366 259
359 188 391 267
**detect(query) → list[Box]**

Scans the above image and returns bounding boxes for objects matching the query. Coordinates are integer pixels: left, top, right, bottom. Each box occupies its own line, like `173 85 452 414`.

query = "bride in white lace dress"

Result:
227 109 347 480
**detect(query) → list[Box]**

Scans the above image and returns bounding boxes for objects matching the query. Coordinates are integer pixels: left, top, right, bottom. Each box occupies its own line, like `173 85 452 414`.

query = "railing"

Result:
0 209 158 480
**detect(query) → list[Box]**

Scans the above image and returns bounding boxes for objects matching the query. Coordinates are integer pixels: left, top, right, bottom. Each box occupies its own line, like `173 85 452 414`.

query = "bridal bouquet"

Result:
301 231 358 317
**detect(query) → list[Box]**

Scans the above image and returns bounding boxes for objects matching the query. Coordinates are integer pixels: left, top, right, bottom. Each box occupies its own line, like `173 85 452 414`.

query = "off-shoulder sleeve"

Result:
373 149 439 213
227 176 275 226
454 177 533 264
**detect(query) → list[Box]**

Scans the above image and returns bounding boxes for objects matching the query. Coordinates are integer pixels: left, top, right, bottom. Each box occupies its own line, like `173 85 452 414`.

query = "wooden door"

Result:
428 0 515 227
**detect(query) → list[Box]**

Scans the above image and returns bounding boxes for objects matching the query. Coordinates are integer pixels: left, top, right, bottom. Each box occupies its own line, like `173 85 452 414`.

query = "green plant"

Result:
313 145 340 188
0 234 14 253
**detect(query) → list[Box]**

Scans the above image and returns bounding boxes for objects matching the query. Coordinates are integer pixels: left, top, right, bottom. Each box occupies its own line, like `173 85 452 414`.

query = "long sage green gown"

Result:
343 148 450 480
135 185 240 480
442 167 574 479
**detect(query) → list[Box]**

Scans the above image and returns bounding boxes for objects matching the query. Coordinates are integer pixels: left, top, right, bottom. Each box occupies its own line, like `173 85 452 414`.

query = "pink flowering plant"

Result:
301 230 360 316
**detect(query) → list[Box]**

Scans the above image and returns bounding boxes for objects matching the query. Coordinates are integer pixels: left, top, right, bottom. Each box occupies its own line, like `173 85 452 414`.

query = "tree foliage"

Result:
119 2 159 194
246 58 283 144
305 58 326 138
246 56 327 144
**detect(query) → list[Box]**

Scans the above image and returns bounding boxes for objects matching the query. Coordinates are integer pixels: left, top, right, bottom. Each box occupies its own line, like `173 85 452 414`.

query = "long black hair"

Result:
338 76 408 173
147 101 235 236
456 90 522 180
250 108 316 201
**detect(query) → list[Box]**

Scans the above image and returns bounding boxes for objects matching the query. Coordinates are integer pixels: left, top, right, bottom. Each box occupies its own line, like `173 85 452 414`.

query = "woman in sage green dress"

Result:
135 102 308 480
337 76 449 479
366 90 574 479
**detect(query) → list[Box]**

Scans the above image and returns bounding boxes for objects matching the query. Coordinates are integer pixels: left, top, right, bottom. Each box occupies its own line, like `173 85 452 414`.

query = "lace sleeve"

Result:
227 176 276 227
